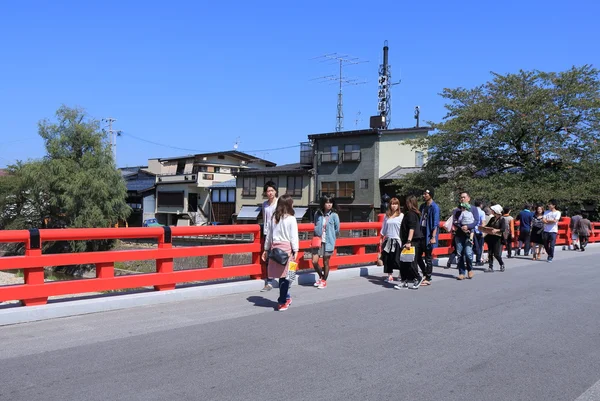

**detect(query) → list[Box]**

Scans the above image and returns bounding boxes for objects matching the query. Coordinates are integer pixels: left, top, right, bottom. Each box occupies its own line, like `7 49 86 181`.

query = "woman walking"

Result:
394 195 425 290
312 195 340 289
530 205 545 260
380 197 404 283
262 194 299 311
481 204 506 272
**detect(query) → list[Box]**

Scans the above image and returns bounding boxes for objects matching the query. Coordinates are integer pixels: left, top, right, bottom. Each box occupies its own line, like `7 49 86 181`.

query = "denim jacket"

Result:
313 211 340 252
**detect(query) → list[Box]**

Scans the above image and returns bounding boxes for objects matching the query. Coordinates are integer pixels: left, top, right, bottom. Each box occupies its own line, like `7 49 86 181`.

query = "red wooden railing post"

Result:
155 227 175 291
22 229 48 306
96 262 115 279
250 226 263 280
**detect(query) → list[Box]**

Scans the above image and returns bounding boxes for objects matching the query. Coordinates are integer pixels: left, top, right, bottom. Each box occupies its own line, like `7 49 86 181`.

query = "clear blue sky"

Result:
1 0 598 168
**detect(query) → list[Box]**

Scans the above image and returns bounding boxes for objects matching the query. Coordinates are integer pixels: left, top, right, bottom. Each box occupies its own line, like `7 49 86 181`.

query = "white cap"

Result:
491 204 503 214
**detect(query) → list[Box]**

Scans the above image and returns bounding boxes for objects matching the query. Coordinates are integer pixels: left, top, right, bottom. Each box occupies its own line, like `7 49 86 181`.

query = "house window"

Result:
415 151 424 167
211 189 236 203
286 176 303 197
322 146 339 163
157 192 184 208
360 179 368 189
207 166 215 173
242 177 257 196
338 181 355 198
342 144 361 162
231 168 239 175
176 161 186 175
320 181 336 198
203 174 214 180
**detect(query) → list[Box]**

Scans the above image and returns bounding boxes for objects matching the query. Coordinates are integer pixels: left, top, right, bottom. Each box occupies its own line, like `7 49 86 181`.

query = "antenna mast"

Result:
378 41 400 129
312 53 368 132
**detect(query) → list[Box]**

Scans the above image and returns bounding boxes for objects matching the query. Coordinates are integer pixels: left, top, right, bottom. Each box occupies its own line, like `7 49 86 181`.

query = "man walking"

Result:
569 211 582 251
418 189 440 285
454 192 480 280
260 181 278 292
516 204 533 256
542 199 561 263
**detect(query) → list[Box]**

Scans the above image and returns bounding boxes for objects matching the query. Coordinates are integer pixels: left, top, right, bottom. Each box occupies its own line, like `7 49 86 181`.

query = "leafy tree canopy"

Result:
395 66 600 218
1 106 130 252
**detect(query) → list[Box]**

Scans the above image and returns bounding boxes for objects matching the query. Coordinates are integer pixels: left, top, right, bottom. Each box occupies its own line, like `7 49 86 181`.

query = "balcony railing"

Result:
157 174 197 183
342 151 361 162
319 190 355 199
321 153 339 163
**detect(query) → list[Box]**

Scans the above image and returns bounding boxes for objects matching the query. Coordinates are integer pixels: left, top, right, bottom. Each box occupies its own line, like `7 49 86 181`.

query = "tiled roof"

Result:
380 166 423 180
209 178 237 189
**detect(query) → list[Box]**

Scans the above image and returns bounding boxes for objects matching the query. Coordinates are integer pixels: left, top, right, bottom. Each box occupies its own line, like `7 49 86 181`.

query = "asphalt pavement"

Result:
1 246 600 401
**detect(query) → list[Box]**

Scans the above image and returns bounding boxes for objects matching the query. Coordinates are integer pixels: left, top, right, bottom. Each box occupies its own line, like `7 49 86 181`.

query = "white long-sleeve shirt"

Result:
264 214 299 252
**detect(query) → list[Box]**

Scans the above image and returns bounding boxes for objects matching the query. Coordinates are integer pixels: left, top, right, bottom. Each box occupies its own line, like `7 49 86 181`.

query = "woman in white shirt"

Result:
380 197 404 283
262 194 299 311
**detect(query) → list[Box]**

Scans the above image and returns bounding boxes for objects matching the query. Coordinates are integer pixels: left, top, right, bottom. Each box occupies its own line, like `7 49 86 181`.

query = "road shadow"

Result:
363 274 397 288
431 271 457 279
246 296 278 310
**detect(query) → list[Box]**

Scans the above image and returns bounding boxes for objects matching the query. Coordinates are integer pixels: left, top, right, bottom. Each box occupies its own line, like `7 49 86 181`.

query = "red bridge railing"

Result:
0 216 597 307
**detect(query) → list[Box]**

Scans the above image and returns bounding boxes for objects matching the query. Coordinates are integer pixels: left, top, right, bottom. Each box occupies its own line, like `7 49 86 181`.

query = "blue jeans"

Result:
543 232 557 258
474 233 484 264
455 235 473 275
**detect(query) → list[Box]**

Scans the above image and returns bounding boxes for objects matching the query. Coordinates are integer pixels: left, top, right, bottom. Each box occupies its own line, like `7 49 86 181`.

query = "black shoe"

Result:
500 265 505 272
411 277 424 289
581 247 586 252
484 267 494 273
516 250 521 256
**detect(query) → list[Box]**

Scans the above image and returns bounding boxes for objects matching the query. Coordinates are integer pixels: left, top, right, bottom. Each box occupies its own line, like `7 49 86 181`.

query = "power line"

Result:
120 131 300 154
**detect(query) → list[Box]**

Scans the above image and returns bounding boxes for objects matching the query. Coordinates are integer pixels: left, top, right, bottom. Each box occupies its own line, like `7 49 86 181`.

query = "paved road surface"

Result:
2 247 600 401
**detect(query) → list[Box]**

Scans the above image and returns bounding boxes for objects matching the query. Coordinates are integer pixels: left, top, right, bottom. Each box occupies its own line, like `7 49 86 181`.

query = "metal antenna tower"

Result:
312 53 368 132
377 41 401 129
102 117 121 163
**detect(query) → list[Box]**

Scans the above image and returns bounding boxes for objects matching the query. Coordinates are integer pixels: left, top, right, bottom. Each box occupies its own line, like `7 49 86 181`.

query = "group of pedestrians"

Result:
258 179 594 311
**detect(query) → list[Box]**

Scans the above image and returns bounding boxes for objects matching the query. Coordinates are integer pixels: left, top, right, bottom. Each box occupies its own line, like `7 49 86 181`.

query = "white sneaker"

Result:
384 275 394 283
313 278 322 287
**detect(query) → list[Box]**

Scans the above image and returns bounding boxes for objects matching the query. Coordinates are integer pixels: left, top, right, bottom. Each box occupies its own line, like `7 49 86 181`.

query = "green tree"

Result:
396 66 600 219
1 106 131 252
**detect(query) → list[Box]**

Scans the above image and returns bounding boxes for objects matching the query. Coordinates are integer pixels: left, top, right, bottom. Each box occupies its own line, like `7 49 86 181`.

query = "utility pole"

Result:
102 117 121 164
312 53 368 132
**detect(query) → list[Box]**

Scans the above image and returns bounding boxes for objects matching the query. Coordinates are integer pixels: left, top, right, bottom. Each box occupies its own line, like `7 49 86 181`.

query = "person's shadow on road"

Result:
247 296 279 310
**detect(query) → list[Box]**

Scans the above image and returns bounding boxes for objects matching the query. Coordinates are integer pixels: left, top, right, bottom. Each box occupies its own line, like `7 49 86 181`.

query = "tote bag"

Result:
400 247 416 262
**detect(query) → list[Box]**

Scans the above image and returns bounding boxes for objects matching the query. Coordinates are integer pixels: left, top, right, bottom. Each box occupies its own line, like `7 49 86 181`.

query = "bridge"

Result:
1 220 600 400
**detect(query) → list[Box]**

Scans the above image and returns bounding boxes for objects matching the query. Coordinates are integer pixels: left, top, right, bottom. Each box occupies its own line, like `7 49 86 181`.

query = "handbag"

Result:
400 247 416 262
310 236 322 248
268 247 290 266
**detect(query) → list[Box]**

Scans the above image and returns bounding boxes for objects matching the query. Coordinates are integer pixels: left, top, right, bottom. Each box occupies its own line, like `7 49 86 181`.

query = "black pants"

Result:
505 234 513 256
580 236 589 250
277 278 290 305
486 236 504 268
518 230 531 255
416 238 433 280
400 239 423 282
